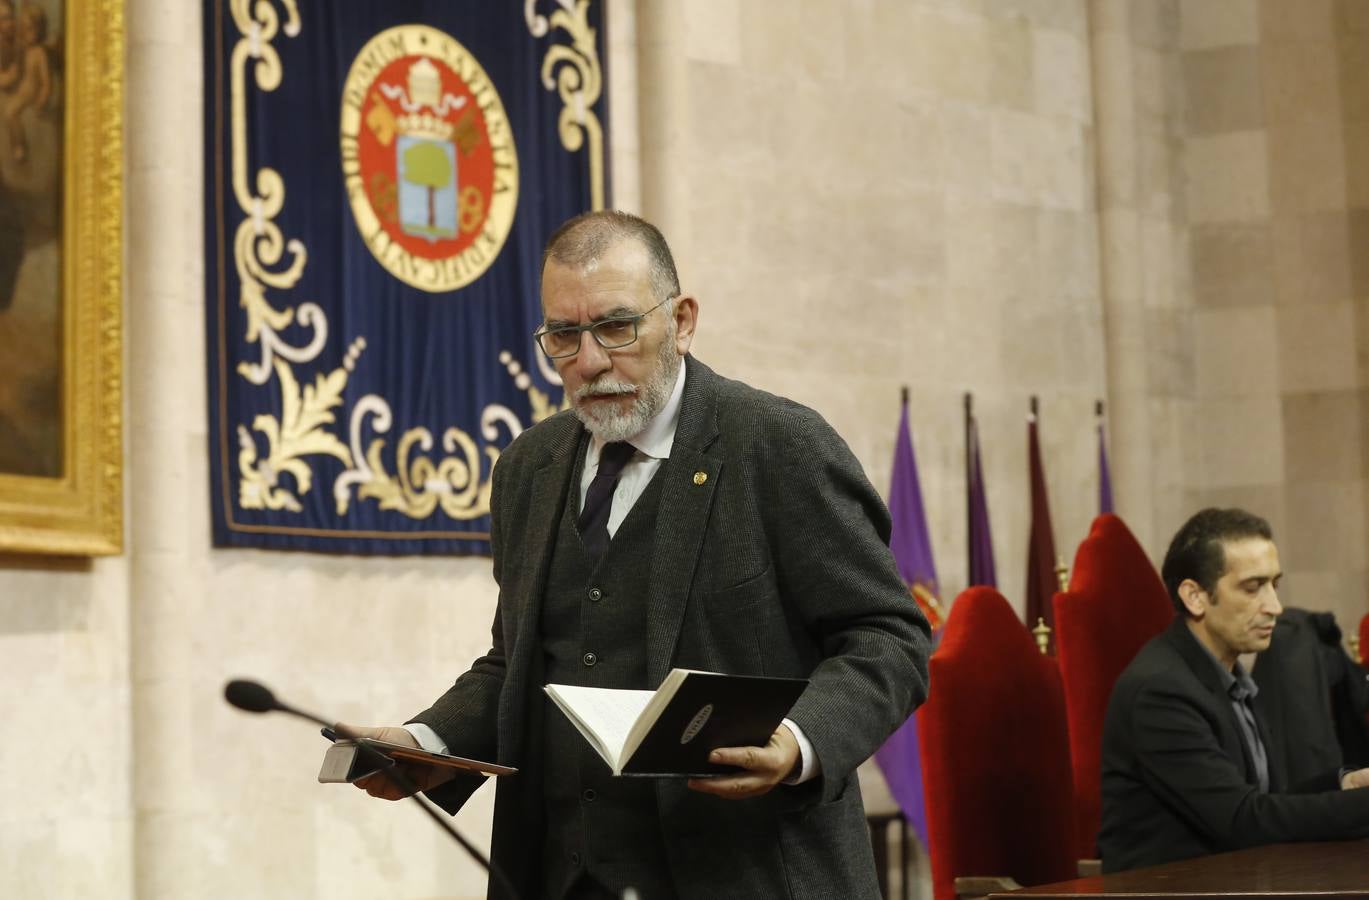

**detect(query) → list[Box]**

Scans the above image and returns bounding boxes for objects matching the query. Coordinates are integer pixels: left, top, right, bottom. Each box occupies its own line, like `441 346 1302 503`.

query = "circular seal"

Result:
340 25 519 293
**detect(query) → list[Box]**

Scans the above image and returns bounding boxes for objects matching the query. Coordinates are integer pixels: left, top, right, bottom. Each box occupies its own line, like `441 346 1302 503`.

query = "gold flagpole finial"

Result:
1033 617 1052 656
1054 556 1069 593
1351 634 1362 666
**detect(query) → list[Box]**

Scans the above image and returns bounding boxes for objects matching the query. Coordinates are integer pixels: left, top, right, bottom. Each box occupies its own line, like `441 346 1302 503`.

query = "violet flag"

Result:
1098 401 1114 514
966 394 997 587
874 392 943 850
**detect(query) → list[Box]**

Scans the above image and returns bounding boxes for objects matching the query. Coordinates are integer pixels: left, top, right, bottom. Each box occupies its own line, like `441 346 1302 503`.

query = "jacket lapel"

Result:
1168 619 1262 784
499 417 582 754
645 357 720 685
511 438 579 650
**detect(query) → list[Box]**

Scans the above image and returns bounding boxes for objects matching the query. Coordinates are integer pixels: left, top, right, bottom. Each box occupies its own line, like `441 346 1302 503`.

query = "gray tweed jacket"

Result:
412 356 931 899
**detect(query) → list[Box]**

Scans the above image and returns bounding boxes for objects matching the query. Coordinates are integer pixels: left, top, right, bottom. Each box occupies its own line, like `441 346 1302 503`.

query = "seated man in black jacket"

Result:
1099 507 1369 872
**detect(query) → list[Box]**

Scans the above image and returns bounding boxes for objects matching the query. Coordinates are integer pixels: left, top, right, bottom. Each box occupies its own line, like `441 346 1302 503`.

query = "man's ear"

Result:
672 294 698 355
1177 580 1207 618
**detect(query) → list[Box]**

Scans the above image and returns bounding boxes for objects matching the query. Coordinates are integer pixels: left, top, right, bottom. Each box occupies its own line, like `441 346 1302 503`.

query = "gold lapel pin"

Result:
693 471 708 486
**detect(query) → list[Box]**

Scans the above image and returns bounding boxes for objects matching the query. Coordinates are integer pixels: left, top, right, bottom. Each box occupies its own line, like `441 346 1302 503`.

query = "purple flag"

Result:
875 393 941 849
967 396 997 587
1098 402 1114 514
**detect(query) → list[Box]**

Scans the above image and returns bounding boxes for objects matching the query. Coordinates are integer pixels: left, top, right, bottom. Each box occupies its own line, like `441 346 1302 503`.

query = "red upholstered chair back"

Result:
1052 513 1172 858
919 586 1077 900
1359 613 1369 666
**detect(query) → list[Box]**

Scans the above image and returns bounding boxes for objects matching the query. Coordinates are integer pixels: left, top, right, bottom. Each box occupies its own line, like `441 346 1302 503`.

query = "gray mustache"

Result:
575 381 636 399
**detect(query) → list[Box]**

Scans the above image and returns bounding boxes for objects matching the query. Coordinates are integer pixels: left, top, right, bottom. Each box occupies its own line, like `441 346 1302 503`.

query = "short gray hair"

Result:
541 210 681 303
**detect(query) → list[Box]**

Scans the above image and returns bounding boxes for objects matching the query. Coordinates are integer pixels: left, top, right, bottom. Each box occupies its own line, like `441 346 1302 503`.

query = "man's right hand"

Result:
338 723 457 801
1341 767 1369 790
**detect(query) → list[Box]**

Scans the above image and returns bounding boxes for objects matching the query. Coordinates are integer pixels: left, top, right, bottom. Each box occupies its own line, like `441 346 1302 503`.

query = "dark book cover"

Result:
620 673 806 777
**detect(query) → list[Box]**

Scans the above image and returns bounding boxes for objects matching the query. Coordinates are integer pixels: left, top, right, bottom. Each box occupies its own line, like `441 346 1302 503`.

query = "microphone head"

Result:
224 679 278 714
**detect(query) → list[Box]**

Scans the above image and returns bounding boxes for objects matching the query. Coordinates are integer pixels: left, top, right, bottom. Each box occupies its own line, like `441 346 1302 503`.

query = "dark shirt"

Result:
1199 647 1269 794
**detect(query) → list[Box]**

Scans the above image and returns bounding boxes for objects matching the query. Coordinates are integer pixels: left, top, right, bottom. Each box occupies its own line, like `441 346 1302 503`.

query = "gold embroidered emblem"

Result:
340 25 519 293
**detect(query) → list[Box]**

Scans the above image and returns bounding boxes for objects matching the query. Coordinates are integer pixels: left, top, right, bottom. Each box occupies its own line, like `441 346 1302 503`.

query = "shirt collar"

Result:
1196 637 1260 701
588 361 686 463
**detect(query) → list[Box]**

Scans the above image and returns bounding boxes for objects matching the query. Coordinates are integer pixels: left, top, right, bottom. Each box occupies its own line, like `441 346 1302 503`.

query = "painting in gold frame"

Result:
0 0 122 555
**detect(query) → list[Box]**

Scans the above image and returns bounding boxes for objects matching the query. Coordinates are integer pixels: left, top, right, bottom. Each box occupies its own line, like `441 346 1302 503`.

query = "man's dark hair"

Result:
1160 507 1273 615
541 210 681 302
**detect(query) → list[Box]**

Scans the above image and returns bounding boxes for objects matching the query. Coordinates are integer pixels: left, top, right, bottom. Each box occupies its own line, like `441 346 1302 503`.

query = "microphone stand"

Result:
225 681 519 899
329 721 512 896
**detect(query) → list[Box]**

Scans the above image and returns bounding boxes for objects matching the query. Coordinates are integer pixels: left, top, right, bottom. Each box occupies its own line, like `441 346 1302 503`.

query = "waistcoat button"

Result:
583 651 598 667
588 587 602 602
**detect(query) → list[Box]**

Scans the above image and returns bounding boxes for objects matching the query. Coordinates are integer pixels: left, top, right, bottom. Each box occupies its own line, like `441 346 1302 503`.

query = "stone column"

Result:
125 0 218 894
634 1 690 259
1087 1 1192 553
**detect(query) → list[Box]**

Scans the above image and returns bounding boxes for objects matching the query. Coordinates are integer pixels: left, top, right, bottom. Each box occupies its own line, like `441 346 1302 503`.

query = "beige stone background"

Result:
1 0 1366 896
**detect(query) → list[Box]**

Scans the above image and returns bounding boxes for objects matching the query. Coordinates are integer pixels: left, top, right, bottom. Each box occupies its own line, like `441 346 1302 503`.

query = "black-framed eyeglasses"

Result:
533 297 673 359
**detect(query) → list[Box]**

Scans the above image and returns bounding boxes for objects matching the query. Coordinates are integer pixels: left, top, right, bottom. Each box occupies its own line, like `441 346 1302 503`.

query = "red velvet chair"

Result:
1360 613 1369 741
919 586 1077 900
1052 513 1172 859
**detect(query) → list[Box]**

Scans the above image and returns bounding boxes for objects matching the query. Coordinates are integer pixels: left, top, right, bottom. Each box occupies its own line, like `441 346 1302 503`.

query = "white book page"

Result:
545 684 655 773
620 668 691 765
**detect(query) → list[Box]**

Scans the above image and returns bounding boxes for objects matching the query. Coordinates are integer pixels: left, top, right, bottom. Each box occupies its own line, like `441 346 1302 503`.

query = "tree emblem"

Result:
402 140 452 235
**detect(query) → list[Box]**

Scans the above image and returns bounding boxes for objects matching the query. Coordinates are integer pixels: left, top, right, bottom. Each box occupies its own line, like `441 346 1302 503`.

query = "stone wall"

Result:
639 0 1108 612
1179 0 1369 629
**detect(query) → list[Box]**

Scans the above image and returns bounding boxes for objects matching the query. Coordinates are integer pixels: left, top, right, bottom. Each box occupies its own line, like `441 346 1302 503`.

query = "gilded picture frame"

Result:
0 0 122 555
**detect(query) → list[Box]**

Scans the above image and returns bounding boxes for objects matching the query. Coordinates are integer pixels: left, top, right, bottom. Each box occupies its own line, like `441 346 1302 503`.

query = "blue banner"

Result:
204 0 608 554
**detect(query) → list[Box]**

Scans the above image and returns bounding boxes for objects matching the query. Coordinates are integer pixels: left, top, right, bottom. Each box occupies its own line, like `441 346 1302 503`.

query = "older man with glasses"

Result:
348 210 930 900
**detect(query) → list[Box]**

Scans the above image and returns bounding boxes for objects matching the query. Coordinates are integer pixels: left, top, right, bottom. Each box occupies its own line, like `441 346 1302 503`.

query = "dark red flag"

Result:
1025 398 1058 630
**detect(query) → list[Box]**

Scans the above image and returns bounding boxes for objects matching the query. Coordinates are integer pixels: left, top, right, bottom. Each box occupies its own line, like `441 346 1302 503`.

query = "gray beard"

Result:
572 336 680 443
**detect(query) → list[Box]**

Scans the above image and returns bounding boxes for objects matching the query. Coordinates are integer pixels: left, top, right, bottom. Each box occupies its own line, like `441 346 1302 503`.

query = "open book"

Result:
544 668 807 777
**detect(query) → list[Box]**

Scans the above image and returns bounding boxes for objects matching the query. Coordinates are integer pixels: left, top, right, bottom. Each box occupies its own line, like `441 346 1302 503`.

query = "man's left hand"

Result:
687 724 800 800
1341 767 1369 790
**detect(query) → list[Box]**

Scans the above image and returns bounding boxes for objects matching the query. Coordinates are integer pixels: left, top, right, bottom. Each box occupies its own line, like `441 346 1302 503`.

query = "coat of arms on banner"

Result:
204 1 607 555
341 26 519 293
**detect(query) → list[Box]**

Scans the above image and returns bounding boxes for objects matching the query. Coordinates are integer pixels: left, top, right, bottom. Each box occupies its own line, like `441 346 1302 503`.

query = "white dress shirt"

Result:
576 360 686 537
408 361 819 784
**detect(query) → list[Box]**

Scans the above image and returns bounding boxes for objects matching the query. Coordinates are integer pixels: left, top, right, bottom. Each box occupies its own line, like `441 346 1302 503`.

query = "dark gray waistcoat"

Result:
539 451 675 899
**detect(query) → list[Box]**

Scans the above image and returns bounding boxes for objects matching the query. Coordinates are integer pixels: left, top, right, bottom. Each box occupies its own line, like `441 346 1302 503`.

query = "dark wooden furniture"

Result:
867 809 912 900
990 839 1369 898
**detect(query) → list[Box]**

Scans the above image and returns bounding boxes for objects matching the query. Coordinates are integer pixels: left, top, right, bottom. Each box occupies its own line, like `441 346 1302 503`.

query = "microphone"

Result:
223 677 518 899
225 679 340 732
224 679 281 715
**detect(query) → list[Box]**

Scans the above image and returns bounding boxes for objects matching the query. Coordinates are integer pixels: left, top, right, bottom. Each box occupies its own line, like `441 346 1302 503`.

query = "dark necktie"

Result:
577 441 636 563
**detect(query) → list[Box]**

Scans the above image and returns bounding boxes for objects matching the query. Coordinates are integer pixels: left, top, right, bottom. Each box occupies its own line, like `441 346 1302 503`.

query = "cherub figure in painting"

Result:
0 3 54 162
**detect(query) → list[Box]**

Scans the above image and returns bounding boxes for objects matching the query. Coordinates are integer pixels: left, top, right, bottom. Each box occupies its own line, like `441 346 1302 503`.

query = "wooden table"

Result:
991 840 1369 898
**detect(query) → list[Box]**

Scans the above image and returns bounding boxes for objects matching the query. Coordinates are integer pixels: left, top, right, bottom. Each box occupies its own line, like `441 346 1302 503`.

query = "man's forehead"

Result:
541 244 652 315
547 237 649 277
1219 536 1279 576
